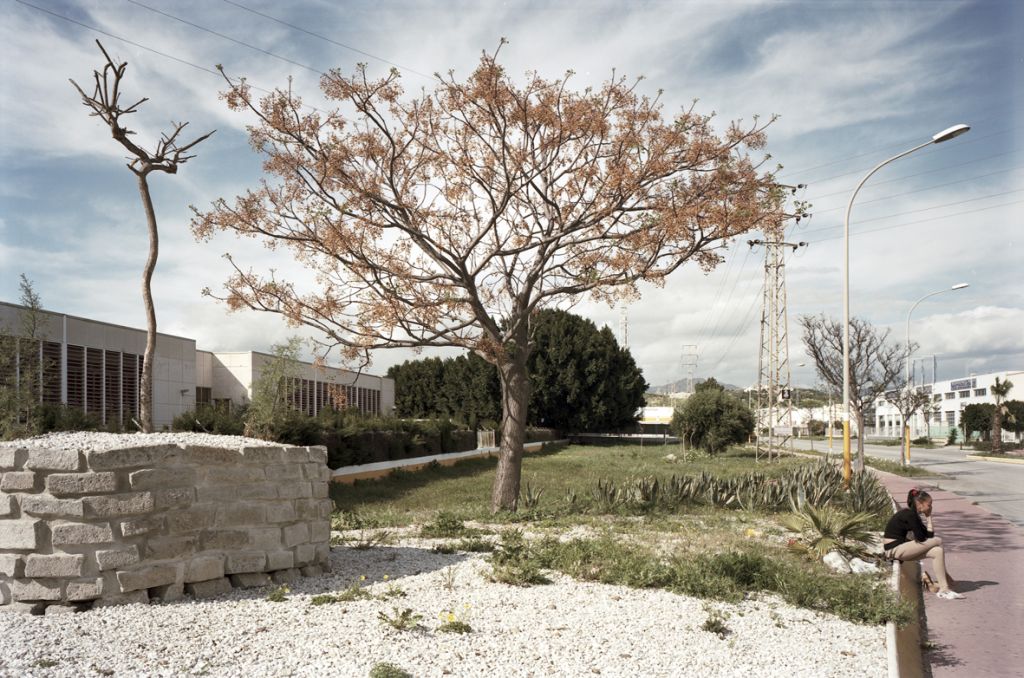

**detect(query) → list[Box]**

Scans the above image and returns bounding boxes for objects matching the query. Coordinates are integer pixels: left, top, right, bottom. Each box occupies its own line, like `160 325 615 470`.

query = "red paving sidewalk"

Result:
873 469 1024 678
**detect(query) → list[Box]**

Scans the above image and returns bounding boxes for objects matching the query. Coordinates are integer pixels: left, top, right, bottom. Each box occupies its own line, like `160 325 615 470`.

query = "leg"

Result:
891 538 953 592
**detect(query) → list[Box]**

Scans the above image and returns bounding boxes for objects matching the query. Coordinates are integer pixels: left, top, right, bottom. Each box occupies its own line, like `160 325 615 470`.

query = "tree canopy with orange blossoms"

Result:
192 45 788 511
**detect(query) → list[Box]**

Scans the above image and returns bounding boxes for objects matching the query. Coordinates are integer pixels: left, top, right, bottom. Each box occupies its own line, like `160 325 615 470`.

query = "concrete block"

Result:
270 568 299 584
319 499 335 519
216 503 266 527
88 445 184 470
152 487 195 510
277 482 312 500
206 466 265 485
282 523 310 548
92 590 149 607
311 481 329 499
299 565 323 578
224 551 266 575
149 582 184 603
82 492 154 518
294 543 316 567
265 463 303 480
66 578 104 601
182 446 242 465
12 579 62 601
96 545 140 571
51 521 114 546
229 572 271 588
119 515 165 537
317 547 332 572
310 520 330 543
117 564 181 593
265 503 296 523
0 494 14 517
45 604 79 616
0 446 28 470
165 507 216 534
25 448 82 471
199 529 249 551
293 499 320 520
266 550 294 571
0 583 10 606
185 555 224 583
283 447 308 463
248 527 283 550
46 472 117 496
24 554 84 578
19 495 85 518
128 467 196 490
307 446 327 464
241 446 285 463
0 519 43 550
0 554 25 577
0 471 36 492
184 577 231 599
144 536 196 561
197 483 277 502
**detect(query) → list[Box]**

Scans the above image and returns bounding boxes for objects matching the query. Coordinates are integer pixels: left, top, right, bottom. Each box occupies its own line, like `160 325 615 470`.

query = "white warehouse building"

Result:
0 301 395 430
873 370 1023 442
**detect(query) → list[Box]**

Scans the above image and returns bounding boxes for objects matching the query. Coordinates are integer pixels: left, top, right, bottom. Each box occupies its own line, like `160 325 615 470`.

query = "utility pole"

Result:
619 304 629 350
750 232 807 462
680 344 698 393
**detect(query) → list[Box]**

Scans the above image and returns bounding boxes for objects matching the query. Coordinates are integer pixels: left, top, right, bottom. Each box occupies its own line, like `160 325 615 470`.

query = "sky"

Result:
1 0 1022 392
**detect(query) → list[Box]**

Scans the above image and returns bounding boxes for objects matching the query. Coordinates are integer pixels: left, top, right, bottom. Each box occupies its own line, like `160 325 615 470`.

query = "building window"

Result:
196 387 212 407
958 390 970 398
944 392 955 400
974 388 987 397
945 411 956 425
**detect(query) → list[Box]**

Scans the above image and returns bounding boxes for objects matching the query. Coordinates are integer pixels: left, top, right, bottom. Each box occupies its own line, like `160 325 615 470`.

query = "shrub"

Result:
669 380 753 454
946 427 959 445
368 663 412 678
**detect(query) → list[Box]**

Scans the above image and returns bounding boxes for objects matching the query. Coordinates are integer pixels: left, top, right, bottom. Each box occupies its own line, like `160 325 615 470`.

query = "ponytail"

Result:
907 487 931 508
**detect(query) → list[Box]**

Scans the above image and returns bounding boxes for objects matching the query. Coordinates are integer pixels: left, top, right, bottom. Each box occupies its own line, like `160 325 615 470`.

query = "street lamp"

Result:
903 283 969 464
841 123 970 486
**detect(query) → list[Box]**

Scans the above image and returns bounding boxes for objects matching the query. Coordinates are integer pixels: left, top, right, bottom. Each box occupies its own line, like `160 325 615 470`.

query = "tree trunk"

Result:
855 410 866 472
992 408 1003 454
136 174 158 433
491 358 530 513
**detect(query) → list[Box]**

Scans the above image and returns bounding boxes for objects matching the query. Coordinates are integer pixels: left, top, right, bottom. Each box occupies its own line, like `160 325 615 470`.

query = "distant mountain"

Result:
648 378 742 394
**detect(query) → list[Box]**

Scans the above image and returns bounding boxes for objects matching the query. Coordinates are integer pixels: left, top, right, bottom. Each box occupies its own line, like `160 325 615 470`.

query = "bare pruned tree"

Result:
71 40 214 433
799 314 905 471
885 385 931 465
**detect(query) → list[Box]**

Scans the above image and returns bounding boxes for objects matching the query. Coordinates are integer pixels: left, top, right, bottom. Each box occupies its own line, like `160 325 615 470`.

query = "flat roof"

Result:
0 300 194 343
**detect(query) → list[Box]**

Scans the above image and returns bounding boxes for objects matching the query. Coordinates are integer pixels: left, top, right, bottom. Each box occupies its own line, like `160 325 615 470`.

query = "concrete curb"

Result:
964 454 1024 465
886 559 901 678
330 439 570 483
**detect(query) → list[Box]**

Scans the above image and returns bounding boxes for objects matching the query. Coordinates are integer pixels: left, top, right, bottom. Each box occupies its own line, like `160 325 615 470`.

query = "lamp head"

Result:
932 124 970 143
951 282 969 290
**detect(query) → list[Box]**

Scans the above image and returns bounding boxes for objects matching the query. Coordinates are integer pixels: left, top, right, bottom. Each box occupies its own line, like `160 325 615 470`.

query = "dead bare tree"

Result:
71 40 213 432
799 314 905 472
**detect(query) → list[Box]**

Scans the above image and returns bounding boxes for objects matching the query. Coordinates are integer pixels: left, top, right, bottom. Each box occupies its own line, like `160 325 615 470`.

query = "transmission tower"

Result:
749 233 806 461
680 344 698 393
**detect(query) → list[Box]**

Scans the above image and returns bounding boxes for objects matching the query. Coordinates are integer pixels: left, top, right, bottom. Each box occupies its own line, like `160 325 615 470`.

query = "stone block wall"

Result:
0 439 333 613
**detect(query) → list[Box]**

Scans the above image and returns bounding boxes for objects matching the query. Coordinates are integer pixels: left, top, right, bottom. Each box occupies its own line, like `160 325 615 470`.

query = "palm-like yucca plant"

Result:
780 504 878 560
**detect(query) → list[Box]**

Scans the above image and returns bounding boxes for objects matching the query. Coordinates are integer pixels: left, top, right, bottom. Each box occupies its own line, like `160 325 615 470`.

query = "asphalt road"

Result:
789 438 1024 527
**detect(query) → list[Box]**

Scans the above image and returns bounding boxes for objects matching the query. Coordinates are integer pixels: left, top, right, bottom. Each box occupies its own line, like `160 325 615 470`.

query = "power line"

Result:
807 198 1024 243
692 246 749 350
804 165 1023 217
220 0 434 80
798 188 1024 237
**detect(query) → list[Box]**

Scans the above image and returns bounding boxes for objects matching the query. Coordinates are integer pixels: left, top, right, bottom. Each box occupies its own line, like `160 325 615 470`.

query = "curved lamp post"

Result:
902 283 969 463
841 124 970 486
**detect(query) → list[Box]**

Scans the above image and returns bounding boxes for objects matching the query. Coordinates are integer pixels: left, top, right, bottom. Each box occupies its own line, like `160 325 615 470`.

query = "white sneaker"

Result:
937 590 965 600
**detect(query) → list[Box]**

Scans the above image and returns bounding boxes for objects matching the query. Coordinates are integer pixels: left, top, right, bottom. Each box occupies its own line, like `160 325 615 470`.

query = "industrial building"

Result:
0 301 394 430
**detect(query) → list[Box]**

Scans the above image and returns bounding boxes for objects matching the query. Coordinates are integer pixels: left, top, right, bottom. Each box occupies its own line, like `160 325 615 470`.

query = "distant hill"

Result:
649 378 742 394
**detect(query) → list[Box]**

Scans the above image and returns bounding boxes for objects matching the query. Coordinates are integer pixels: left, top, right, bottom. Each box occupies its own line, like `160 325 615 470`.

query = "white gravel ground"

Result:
0 432 279 451
0 536 885 678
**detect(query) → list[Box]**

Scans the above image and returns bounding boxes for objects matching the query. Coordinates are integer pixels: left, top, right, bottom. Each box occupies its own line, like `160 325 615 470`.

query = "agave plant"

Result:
842 472 893 517
520 480 544 510
780 504 879 560
626 476 660 510
592 478 623 511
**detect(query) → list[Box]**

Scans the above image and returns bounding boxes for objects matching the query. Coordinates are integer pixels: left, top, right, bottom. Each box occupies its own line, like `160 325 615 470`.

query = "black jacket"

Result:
883 507 933 550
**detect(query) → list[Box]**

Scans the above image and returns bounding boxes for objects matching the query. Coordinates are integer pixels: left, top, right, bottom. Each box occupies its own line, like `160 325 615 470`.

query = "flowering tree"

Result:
192 46 784 511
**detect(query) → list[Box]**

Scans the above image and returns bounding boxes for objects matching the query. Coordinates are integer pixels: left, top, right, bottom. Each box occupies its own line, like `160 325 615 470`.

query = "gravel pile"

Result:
0 536 885 677
0 431 280 451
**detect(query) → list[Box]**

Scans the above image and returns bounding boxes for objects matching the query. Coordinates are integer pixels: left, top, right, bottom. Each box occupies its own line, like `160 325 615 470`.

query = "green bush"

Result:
946 427 959 445
172 405 246 436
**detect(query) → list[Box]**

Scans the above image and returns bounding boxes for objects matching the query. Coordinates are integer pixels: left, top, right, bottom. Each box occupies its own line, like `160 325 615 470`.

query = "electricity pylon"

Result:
750 231 806 461
680 344 698 393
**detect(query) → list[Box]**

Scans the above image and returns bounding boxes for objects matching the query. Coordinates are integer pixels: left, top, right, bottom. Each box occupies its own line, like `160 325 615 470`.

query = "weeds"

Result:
487 529 550 586
520 479 544 509
420 511 477 539
310 594 341 606
439 566 457 592
701 606 732 638
265 585 289 603
378 607 423 631
368 662 412 678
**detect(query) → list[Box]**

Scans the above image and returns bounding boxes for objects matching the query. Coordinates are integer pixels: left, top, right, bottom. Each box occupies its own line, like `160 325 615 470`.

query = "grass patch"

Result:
368 662 412 678
864 456 944 477
419 511 479 538
331 444 816 526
